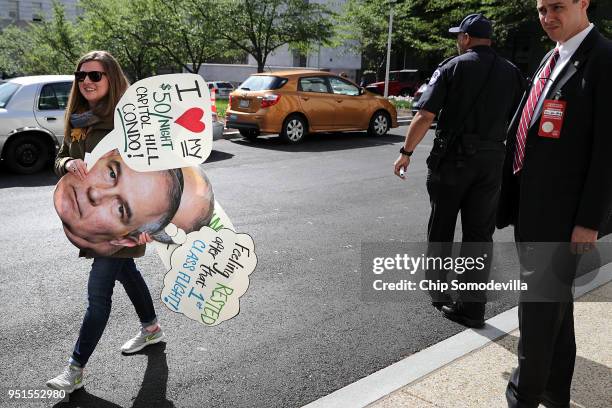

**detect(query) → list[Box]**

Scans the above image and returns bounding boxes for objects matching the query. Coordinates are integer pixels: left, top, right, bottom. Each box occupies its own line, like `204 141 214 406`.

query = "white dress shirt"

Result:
530 23 594 126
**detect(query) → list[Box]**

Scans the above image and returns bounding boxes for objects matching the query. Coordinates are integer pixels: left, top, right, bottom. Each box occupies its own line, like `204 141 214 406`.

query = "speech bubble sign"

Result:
154 200 235 271
161 228 256 326
85 73 213 171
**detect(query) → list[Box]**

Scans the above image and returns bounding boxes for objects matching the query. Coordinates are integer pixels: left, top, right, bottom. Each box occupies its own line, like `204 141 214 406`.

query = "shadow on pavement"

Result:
230 130 405 152
204 149 234 164
0 166 57 189
495 334 610 408
53 343 174 408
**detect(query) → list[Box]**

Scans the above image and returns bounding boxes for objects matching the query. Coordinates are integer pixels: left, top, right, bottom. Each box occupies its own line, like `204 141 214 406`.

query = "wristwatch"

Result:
399 147 414 157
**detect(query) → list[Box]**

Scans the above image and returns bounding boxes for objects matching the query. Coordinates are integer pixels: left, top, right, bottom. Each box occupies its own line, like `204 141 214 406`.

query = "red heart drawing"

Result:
175 107 205 133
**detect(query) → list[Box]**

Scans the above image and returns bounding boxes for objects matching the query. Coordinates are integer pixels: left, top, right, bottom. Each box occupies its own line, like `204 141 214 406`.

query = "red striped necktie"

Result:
513 48 560 174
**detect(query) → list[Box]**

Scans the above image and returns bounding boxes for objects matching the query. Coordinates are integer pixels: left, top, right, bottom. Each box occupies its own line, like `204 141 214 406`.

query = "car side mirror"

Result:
359 87 365 95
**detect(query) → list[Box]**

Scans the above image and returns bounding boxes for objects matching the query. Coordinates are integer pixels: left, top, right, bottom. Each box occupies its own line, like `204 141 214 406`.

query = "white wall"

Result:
0 0 78 23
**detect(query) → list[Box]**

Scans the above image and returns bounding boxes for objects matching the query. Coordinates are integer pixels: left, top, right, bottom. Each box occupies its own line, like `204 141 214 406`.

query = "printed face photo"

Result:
54 152 214 256
170 165 215 235
54 151 181 254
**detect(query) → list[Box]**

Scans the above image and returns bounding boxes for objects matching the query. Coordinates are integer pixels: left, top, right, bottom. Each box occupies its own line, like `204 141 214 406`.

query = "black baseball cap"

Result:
449 13 492 39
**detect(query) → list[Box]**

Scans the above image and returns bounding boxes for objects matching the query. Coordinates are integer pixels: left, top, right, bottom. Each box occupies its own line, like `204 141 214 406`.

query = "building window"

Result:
32 2 44 21
293 51 307 68
8 0 20 20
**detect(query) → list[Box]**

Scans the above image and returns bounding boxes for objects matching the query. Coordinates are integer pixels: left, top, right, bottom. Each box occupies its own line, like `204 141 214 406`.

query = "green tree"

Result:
79 0 163 80
343 0 610 75
29 1 85 71
0 25 36 76
341 0 394 76
192 0 336 73
341 0 479 75
132 0 233 74
0 2 84 76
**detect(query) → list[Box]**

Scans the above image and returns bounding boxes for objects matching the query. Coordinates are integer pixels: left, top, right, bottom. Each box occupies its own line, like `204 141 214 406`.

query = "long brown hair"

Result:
64 50 129 139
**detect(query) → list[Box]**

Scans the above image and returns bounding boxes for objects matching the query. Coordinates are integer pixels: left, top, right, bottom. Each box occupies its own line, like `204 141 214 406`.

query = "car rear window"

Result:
0 82 21 109
238 75 287 91
217 82 234 89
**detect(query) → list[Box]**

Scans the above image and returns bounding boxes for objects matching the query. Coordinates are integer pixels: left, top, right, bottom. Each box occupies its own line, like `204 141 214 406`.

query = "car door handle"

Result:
45 117 57 121
301 97 309 101
336 99 343 103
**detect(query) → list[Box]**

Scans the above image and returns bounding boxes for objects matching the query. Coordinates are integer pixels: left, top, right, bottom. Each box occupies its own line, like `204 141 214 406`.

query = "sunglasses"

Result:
74 71 107 82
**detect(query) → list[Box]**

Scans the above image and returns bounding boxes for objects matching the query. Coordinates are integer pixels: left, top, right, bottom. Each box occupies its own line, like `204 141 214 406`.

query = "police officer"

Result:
393 14 524 327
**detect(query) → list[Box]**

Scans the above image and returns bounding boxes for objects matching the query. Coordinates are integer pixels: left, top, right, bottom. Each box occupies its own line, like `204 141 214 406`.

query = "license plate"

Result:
239 99 250 108
229 114 238 121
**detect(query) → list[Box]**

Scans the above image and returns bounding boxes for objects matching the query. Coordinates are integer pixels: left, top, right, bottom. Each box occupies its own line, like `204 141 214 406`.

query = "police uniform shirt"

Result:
414 46 524 142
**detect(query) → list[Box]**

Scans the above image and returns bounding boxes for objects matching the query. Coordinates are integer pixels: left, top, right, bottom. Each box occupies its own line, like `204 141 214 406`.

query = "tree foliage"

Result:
1 0 609 80
0 2 84 76
342 0 538 73
341 0 394 76
191 0 336 72
79 0 162 80
131 0 234 74
1 0 335 78
342 0 611 75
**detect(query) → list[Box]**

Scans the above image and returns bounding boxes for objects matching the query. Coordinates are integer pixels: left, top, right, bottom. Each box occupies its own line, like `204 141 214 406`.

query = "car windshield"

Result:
239 75 286 91
0 82 20 109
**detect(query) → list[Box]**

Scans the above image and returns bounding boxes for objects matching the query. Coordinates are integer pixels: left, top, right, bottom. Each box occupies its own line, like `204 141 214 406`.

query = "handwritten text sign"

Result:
85 74 213 171
161 228 256 326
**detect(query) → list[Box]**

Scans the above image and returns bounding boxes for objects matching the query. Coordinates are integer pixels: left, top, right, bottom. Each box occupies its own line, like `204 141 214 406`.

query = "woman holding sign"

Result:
47 51 165 393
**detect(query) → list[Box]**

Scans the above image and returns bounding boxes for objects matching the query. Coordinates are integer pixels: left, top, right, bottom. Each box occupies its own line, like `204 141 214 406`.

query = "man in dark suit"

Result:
497 0 612 406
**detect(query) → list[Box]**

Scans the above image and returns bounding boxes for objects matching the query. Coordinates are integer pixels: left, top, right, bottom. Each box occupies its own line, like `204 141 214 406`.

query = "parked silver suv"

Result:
0 75 73 174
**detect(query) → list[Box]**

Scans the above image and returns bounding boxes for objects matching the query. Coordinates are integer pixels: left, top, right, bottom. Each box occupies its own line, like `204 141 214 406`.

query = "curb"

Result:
222 129 242 140
302 264 612 408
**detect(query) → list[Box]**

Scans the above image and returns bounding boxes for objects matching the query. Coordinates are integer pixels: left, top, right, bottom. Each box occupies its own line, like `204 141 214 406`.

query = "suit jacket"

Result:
497 28 612 241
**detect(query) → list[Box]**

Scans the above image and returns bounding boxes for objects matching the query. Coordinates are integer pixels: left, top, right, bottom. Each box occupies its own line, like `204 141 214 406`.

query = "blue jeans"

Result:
70 257 157 367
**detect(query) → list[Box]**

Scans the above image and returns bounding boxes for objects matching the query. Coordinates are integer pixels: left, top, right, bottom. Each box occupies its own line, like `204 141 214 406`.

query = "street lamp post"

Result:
383 0 395 98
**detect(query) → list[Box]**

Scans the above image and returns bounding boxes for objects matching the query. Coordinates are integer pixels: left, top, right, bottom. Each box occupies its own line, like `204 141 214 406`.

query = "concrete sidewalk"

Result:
369 282 612 408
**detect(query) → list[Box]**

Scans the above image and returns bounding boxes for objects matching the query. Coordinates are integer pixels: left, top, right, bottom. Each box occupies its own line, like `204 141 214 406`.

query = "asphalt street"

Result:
0 126 517 408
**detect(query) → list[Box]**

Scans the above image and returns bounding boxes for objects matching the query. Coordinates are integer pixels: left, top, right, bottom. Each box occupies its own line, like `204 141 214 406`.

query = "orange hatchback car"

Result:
225 70 398 143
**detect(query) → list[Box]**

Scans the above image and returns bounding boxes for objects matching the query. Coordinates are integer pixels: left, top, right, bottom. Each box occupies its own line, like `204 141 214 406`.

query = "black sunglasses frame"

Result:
74 71 107 82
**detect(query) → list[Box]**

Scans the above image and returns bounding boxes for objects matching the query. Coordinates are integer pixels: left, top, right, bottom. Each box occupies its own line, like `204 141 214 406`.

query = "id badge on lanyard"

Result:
538 92 566 139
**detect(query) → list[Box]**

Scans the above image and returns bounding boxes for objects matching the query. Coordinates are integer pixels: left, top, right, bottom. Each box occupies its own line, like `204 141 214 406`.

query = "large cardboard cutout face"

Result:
54 73 256 326
54 155 214 257
54 150 182 254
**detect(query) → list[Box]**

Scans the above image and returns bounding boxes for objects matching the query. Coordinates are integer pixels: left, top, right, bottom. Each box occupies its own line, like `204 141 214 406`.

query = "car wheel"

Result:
239 129 260 141
4 134 49 174
280 114 307 143
368 111 390 137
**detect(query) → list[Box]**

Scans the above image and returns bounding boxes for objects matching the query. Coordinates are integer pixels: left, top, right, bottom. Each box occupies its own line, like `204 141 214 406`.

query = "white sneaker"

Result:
121 327 165 354
46 364 83 393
